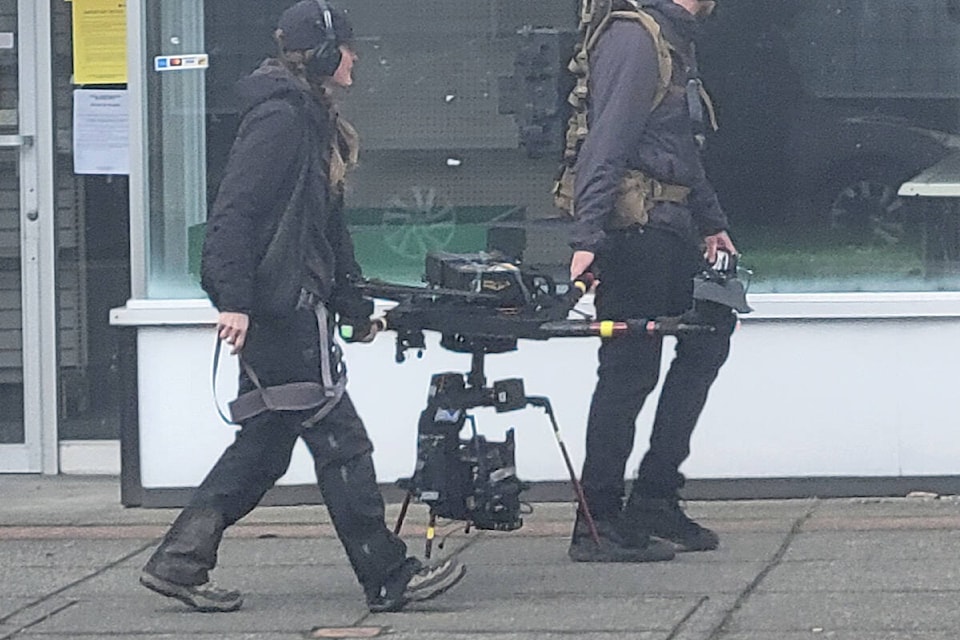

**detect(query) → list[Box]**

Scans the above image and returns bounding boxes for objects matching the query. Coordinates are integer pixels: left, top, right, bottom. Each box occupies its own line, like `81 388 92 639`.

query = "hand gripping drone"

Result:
346 249 750 556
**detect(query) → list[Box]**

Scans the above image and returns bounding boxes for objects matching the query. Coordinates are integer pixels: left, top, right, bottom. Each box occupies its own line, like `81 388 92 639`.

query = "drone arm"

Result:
537 317 716 338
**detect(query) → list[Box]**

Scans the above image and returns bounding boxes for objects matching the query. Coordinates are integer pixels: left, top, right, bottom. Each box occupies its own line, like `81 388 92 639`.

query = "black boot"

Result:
568 509 675 563
623 494 719 552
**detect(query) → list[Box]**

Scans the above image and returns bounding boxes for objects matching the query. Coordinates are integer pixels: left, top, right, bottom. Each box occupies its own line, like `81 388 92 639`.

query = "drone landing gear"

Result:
393 350 600 558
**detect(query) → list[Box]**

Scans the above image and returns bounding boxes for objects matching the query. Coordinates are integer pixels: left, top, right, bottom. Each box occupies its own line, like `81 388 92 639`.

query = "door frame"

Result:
0 0 58 473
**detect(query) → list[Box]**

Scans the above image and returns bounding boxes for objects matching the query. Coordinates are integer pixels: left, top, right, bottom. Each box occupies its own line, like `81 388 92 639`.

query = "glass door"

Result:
0 3 26 458
0 1 57 472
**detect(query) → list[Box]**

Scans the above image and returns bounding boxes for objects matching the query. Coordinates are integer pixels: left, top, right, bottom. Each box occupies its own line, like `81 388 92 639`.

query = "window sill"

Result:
744 292 960 319
109 291 960 327
109 299 218 326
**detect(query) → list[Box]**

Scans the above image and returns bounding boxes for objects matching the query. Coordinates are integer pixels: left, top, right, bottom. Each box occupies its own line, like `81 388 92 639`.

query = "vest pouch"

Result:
610 170 691 230
556 165 689 229
610 169 653 230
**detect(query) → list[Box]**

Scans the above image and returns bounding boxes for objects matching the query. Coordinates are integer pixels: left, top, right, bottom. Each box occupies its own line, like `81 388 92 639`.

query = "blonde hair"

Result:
330 117 359 190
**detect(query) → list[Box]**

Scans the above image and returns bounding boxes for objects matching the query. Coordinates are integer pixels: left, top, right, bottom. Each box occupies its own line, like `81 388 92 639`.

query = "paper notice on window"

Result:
72 0 127 84
73 89 129 175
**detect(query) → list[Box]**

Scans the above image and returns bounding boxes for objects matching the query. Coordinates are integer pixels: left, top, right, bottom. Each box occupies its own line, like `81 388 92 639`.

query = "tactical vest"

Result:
553 4 717 229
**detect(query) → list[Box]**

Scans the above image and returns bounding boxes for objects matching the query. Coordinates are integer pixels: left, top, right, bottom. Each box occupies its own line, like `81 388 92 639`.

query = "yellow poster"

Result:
72 0 127 85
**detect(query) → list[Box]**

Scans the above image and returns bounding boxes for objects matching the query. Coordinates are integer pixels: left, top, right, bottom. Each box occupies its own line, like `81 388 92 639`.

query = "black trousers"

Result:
144 310 409 597
580 227 734 519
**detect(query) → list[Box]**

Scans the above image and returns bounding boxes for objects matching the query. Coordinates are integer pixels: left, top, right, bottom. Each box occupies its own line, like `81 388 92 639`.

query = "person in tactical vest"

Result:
139 0 465 613
565 0 738 562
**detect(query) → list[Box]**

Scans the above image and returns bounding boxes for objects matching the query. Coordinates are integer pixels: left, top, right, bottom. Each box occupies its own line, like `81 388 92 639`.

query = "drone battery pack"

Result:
425 252 524 304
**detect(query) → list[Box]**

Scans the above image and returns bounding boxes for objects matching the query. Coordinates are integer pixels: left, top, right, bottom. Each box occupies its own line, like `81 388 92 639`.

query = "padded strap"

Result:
211 301 348 427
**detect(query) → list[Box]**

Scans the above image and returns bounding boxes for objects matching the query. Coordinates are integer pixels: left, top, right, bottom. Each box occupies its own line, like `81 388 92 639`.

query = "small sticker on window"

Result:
154 54 209 72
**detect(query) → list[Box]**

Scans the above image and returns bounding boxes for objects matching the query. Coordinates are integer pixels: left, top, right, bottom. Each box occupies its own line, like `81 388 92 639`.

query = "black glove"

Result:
330 283 373 316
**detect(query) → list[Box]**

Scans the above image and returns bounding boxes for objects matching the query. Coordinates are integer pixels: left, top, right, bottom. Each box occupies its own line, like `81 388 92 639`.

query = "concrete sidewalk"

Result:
3 476 960 639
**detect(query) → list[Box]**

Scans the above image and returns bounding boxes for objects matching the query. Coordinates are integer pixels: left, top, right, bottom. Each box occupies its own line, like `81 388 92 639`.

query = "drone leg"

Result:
425 512 438 559
394 491 413 535
529 396 601 546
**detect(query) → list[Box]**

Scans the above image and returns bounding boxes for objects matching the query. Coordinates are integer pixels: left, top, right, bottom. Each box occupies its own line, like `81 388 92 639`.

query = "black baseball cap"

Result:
277 0 354 51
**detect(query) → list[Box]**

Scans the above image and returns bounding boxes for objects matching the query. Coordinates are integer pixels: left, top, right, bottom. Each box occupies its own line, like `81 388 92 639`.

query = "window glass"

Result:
144 1 208 298
143 0 960 296
700 0 960 292
56 0 130 439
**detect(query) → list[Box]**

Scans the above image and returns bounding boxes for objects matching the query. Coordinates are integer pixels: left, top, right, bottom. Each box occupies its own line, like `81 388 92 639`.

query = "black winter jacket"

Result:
201 59 366 320
571 0 729 253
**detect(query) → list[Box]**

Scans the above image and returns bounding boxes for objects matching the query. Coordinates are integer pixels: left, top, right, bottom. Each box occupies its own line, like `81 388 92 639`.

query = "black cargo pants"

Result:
144 309 409 599
579 227 735 520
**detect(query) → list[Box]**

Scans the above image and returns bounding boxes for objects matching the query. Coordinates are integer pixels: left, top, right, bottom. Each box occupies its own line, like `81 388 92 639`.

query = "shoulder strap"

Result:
553 4 676 215
612 9 674 110
564 7 674 149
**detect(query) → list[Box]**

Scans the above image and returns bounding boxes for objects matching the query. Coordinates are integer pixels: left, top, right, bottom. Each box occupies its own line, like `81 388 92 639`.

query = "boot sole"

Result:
407 563 467 602
139 572 243 613
653 534 720 553
568 544 675 563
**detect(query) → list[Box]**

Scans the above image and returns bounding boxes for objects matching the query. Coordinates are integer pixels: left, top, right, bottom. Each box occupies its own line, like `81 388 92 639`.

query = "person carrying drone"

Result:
564 0 739 562
139 0 465 613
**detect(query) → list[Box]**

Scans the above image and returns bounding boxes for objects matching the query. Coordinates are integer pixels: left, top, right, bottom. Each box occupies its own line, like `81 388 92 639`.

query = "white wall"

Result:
135 315 960 489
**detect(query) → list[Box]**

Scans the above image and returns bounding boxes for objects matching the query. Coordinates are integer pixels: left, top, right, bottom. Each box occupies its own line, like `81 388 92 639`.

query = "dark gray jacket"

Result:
201 59 366 320
571 0 728 253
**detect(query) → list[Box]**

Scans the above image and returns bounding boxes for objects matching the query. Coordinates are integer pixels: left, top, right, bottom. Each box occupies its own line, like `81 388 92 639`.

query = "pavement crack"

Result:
0 539 157 631
665 594 709 640
705 500 819 640
0 599 77 640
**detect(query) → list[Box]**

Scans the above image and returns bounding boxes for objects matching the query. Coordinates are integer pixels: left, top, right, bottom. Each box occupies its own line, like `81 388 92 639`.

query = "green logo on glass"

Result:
382 186 457 259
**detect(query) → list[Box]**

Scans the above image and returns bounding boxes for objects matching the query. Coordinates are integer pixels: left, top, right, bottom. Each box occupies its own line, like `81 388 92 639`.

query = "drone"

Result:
347 246 750 556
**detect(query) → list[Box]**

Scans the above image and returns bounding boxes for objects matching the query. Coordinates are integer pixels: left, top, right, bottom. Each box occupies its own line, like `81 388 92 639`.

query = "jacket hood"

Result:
234 58 310 116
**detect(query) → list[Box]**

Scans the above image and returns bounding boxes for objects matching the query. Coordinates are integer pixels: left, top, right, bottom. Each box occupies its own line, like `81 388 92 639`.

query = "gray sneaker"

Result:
367 557 466 613
405 558 467 602
140 570 243 613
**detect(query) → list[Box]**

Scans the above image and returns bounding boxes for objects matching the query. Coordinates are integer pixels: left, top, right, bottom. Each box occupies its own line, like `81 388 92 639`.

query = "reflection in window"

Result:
143 0 960 297
701 0 960 292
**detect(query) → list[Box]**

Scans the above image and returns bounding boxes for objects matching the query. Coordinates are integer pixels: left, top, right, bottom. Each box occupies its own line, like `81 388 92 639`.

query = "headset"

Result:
306 0 342 78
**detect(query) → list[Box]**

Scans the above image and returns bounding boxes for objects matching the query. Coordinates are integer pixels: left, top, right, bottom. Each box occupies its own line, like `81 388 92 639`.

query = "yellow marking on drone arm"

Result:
599 321 615 338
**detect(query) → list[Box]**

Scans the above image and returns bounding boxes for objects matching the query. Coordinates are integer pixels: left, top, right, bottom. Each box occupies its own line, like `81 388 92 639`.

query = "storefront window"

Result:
143 1 207 298
54 0 130 440
138 0 960 297
700 0 960 293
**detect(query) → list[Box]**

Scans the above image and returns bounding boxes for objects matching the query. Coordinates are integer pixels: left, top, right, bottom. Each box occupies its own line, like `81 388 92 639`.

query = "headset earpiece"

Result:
306 0 341 77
